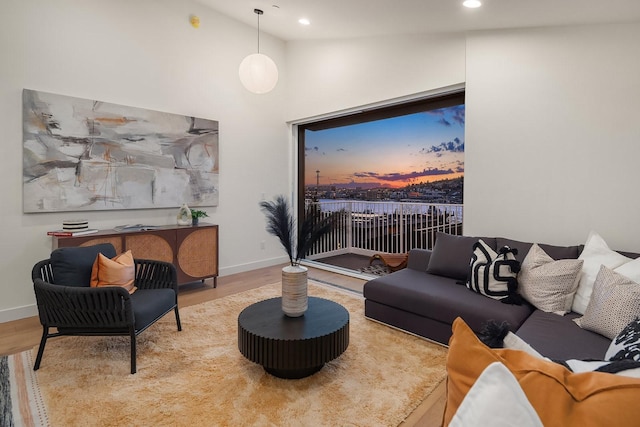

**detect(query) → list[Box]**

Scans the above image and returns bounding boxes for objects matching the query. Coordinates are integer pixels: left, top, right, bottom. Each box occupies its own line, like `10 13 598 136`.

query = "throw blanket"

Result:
0 350 49 426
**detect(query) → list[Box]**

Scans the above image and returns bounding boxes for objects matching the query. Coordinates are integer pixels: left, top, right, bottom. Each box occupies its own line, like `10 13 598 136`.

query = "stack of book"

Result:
47 220 99 237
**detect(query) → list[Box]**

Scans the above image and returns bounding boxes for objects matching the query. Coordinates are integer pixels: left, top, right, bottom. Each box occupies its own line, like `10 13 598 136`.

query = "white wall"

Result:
0 0 291 321
3 2 639 322
285 33 467 122
464 23 640 250
285 23 640 253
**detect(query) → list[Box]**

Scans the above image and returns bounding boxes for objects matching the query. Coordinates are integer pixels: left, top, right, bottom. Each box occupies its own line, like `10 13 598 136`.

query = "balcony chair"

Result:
31 243 182 374
368 252 409 272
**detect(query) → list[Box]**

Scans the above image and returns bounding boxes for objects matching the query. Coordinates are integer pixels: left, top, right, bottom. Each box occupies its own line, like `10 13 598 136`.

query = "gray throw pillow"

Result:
427 233 495 281
496 237 580 263
50 243 117 287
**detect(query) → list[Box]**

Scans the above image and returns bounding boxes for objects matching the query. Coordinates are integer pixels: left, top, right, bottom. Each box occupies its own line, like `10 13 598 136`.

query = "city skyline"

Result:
304 105 464 189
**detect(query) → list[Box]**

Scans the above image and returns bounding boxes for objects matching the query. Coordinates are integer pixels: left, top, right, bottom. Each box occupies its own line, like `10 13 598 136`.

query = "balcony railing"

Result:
305 200 463 259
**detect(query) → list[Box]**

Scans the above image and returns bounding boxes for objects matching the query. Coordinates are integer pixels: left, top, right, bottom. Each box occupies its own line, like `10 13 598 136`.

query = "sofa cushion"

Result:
606 317 640 361
363 268 533 334
406 248 433 271
484 319 640 376
518 244 583 314
574 265 640 340
495 237 580 263
467 240 521 303
572 231 632 315
129 289 176 331
426 233 496 280
444 318 640 427
617 250 640 260
515 310 610 360
51 243 117 287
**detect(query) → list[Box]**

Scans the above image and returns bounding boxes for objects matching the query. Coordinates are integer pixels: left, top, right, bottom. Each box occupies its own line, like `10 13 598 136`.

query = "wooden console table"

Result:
52 223 219 287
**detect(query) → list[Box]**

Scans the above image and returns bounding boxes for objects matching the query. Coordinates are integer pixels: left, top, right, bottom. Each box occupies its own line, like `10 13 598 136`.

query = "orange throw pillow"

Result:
90 250 136 294
444 317 640 426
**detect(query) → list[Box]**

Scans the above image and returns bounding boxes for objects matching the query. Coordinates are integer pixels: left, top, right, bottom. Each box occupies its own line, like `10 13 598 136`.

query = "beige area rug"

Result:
32 282 448 426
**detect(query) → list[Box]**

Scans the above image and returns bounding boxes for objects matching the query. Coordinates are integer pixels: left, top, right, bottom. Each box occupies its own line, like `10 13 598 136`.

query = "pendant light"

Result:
239 9 279 94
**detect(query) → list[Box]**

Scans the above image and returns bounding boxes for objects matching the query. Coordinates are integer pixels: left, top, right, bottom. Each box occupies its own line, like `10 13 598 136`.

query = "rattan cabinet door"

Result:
124 231 174 264
176 225 218 283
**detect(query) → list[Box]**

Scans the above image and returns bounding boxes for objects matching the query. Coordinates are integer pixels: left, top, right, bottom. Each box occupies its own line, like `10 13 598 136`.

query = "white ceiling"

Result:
195 0 640 41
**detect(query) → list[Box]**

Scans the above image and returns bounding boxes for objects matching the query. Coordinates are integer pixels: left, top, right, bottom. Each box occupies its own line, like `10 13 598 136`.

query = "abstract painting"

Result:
23 89 219 212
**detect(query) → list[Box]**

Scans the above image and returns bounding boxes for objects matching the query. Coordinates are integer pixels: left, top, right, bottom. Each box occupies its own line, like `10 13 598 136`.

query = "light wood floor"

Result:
0 264 445 426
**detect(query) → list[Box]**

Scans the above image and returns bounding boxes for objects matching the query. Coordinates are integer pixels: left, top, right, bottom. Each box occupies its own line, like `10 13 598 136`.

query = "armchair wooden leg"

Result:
130 330 137 374
34 326 49 371
175 307 182 331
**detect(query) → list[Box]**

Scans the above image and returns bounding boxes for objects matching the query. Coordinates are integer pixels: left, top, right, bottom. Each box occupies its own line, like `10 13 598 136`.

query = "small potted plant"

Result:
190 209 208 226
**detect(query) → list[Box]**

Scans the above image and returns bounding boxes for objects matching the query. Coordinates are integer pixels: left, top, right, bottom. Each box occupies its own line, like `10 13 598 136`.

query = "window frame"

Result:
296 90 465 220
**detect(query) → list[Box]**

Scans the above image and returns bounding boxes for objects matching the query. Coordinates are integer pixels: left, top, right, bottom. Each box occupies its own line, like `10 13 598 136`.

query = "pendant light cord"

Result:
255 9 263 54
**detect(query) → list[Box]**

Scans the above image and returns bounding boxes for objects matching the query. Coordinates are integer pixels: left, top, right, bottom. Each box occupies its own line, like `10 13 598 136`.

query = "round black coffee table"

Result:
238 296 349 379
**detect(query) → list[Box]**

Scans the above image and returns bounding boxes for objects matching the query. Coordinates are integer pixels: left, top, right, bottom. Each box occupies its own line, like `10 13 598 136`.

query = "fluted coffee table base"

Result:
238 296 349 379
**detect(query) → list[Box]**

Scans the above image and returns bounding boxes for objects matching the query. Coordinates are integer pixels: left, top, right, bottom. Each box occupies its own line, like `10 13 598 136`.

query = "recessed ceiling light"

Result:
463 0 482 8
298 18 310 26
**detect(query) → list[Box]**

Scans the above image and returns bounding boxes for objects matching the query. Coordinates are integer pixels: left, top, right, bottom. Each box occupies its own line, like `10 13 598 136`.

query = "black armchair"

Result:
31 243 182 374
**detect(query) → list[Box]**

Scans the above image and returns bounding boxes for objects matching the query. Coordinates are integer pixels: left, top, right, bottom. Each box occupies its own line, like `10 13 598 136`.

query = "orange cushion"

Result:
90 250 136 294
444 317 640 426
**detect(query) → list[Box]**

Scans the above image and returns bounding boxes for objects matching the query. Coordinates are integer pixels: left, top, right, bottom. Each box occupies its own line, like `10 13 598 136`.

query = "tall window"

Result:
296 91 465 260
297 91 465 209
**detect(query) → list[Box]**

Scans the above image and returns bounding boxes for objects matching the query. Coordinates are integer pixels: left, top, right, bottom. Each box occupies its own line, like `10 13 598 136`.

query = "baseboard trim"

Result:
219 256 288 277
0 304 38 324
301 259 374 281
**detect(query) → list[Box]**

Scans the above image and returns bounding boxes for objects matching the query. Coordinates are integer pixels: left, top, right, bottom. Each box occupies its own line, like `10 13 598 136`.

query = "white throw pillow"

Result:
574 265 640 339
571 231 631 314
519 244 583 315
614 257 640 284
503 332 549 359
561 359 640 378
449 362 543 427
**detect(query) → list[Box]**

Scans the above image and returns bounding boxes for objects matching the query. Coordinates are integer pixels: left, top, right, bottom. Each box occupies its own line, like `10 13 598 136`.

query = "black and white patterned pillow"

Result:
560 317 640 377
467 240 522 305
606 317 640 362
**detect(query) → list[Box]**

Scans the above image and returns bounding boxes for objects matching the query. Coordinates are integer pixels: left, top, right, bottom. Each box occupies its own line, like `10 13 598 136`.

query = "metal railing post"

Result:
306 200 463 258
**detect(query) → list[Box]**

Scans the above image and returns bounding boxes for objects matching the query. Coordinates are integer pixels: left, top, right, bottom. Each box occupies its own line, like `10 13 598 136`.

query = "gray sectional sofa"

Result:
363 233 640 360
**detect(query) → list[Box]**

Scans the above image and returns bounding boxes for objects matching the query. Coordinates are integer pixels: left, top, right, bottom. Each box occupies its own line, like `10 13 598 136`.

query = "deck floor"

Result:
317 253 371 270
313 253 391 276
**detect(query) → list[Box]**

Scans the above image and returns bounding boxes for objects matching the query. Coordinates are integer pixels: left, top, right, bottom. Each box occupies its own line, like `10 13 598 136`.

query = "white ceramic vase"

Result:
281 265 308 317
177 203 192 226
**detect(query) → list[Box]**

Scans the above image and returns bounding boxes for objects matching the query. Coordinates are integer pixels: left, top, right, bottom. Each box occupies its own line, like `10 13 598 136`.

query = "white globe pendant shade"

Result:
238 53 279 94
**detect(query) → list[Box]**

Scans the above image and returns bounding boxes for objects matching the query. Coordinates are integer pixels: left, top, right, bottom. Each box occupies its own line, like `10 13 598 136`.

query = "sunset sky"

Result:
304 105 465 189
